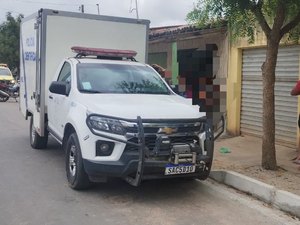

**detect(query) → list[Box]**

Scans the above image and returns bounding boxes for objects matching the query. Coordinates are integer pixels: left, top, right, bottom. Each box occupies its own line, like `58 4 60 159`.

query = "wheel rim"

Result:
69 145 77 177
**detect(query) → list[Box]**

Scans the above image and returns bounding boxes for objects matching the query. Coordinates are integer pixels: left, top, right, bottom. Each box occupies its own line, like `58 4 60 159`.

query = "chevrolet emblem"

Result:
158 127 178 135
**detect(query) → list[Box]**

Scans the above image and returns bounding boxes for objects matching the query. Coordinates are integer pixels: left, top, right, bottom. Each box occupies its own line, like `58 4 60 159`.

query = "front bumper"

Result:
83 151 213 180
84 115 223 186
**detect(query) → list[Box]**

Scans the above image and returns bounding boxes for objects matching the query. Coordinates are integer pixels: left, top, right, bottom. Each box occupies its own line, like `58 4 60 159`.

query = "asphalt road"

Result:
0 100 299 225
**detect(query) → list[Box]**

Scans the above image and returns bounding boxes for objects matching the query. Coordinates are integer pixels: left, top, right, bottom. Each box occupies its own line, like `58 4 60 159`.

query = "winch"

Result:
170 144 197 165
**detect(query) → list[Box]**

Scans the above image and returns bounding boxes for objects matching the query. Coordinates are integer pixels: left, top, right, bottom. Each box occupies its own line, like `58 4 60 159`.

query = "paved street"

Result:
0 100 299 225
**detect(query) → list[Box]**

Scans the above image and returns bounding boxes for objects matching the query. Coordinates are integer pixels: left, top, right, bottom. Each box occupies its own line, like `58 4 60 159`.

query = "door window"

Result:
58 62 71 83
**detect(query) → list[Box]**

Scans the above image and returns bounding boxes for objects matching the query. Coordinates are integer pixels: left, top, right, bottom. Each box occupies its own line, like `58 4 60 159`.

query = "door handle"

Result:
49 95 53 99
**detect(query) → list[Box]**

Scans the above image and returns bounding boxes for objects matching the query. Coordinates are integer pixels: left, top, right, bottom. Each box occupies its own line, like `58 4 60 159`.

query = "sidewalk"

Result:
212 135 300 196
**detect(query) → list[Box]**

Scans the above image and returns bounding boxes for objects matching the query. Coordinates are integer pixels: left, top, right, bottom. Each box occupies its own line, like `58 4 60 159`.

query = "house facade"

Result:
149 25 300 148
227 33 300 147
148 25 228 126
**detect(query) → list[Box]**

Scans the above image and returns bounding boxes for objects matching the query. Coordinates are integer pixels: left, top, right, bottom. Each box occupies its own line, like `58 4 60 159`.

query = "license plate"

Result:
164 164 196 175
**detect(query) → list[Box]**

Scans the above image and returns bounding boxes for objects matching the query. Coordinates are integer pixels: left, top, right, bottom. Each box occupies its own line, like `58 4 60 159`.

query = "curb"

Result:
209 170 300 218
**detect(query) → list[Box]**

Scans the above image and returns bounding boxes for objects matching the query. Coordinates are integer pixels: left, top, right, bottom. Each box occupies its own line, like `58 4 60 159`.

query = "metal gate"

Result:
241 46 300 146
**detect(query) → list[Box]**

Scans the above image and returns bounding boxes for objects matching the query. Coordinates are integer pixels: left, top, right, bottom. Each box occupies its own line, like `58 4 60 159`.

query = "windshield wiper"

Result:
139 91 170 95
79 89 102 94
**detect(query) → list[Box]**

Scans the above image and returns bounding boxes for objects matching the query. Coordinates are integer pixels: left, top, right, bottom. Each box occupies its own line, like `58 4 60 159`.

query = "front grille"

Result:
124 135 199 152
125 127 159 133
125 125 201 134
177 126 201 133
169 136 198 144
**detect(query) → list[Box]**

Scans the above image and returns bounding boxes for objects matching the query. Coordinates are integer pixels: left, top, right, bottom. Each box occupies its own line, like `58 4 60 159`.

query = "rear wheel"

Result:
65 133 91 190
30 116 48 149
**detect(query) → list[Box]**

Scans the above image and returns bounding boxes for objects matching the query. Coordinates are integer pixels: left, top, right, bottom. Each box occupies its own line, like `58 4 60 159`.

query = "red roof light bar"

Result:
71 46 137 58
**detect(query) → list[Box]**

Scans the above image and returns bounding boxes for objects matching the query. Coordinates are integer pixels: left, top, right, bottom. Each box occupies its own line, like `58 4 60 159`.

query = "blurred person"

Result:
290 80 300 165
151 64 166 77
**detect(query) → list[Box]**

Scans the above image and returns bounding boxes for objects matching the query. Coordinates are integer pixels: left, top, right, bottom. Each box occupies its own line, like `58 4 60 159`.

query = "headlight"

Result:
194 121 205 133
87 115 126 135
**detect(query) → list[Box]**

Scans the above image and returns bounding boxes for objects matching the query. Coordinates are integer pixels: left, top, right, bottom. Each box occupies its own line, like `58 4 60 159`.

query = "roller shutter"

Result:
241 46 300 146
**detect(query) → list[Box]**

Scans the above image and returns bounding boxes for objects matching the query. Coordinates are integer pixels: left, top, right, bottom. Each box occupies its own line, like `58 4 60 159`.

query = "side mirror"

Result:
49 81 70 96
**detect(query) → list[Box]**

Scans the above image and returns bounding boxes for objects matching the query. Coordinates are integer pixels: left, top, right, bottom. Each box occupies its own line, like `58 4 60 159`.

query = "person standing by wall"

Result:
290 81 300 165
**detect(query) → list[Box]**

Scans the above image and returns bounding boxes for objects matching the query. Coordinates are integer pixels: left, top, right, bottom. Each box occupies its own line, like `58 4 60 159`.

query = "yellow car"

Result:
0 64 15 83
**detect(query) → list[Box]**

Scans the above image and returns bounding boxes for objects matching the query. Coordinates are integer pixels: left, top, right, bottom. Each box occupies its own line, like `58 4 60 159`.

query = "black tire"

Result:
0 95 9 102
197 163 212 180
30 116 48 149
65 133 91 190
197 170 211 180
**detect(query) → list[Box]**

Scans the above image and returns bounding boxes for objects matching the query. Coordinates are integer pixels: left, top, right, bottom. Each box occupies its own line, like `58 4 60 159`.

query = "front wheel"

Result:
65 133 91 190
0 92 9 102
30 116 48 149
197 162 212 180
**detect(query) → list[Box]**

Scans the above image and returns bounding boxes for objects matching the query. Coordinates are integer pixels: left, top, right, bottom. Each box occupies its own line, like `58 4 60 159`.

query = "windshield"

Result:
0 68 12 76
77 63 170 95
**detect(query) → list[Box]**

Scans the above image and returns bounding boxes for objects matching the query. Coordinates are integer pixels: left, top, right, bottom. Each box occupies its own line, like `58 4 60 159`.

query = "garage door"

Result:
241 46 300 146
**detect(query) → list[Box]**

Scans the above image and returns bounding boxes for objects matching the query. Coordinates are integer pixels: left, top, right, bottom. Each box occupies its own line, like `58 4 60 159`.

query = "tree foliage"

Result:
0 13 23 73
187 0 300 170
187 0 300 43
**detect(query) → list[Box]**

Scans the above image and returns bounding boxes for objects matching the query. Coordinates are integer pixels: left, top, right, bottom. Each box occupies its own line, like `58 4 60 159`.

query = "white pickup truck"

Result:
20 9 223 189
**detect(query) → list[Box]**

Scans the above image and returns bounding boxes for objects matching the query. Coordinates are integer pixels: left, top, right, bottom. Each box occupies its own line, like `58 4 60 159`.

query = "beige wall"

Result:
226 31 300 148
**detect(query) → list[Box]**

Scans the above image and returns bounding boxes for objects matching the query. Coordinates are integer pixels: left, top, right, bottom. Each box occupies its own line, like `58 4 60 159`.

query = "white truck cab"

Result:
20 10 223 189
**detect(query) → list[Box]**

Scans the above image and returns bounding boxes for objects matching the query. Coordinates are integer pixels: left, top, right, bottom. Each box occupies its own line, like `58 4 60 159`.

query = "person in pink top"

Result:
290 80 300 165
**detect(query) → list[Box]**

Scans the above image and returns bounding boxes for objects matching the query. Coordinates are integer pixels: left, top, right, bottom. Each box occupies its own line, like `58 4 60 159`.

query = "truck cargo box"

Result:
20 9 149 136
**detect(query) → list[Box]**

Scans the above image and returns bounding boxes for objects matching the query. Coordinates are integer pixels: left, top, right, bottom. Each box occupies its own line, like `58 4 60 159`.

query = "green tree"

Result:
187 0 300 170
0 12 23 74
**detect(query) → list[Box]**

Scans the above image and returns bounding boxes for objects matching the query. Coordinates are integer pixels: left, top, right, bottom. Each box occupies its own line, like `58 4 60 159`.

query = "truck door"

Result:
20 15 45 136
19 23 34 118
48 61 72 139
